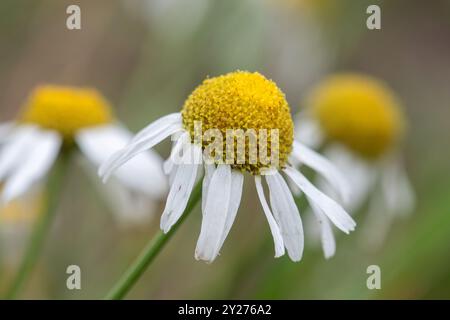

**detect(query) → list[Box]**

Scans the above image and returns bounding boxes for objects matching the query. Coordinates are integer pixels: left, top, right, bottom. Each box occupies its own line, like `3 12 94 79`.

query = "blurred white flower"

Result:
296 73 415 252
0 85 167 224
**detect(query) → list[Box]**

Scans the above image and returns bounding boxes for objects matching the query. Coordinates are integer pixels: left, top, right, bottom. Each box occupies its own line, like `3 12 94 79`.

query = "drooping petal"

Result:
0 125 39 181
291 141 351 204
163 131 191 176
195 164 232 262
380 156 415 216
1 130 61 204
160 143 202 233
131 113 181 144
201 162 216 213
99 113 183 182
0 122 14 143
255 176 285 258
294 114 324 149
322 145 377 212
266 172 304 262
217 170 244 250
284 166 356 234
309 202 336 259
77 124 167 199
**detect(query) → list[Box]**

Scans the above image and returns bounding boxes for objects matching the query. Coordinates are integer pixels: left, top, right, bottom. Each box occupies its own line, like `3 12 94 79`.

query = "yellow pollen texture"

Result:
308 74 405 159
181 71 294 175
20 85 113 140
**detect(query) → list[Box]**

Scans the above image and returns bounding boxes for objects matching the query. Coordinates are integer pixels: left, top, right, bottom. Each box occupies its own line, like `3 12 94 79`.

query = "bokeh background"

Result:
1 0 450 299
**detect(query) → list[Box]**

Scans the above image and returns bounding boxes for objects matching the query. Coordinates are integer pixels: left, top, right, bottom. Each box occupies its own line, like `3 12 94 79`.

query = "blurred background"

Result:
0 0 450 299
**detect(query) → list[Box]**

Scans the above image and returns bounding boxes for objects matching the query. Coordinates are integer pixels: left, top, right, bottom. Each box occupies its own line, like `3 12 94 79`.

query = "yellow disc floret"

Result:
182 71 294 175
20 85 113 141
308 73 405 159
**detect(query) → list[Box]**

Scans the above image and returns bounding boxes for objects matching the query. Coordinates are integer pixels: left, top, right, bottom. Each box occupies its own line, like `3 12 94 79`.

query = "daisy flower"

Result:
0 85 167 221
296 73 415 248
100 71 355 263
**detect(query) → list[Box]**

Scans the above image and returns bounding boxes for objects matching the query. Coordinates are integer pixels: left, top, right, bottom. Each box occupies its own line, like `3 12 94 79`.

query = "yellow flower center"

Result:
20 85 113 141
182 71 294 175
308 73 405 159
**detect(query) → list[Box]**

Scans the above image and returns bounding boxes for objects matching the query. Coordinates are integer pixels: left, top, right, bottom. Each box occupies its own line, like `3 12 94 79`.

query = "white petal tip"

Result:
274 250 285 259
324 253 335 260
160 223 171 234
194 253 215 264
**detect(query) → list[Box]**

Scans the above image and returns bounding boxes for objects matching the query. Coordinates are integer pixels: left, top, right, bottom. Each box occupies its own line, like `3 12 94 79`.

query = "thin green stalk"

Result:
4 152 70 299
105 182 202 300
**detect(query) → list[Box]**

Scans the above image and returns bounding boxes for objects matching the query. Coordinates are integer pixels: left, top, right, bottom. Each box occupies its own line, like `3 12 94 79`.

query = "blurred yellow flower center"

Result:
308 74 405 159
20 85 113 141
182 71 294 174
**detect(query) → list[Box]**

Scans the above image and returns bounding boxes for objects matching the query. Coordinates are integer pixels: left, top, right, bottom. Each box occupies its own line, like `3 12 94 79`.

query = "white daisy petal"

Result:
292 141 351 204
98 113 183 182
294 114 324 148
1 130 61 204
163 131 190 176
201 162 216 213
309 202 336 259
160 143 202 233
0 125 39 180
195 164 232 262
381 157 415 216
286 176 302 197
99 125 181 183
266 172 304 262
168 163 178 186
0 122 14 142
217 170 244 250
131 113 181 143
284 166 356 234
77 124 167 198
322 145 377 212
255 176 285 258
362 187 390 248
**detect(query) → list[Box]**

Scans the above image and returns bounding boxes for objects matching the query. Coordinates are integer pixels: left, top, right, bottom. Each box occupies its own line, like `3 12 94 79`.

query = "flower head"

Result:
307 73 405 158
20 85 113 142
182 71 293 174
100 71 355 262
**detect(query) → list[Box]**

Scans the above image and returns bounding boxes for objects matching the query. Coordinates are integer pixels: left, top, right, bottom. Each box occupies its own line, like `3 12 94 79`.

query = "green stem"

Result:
105 182 202 300
4 152 70 299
